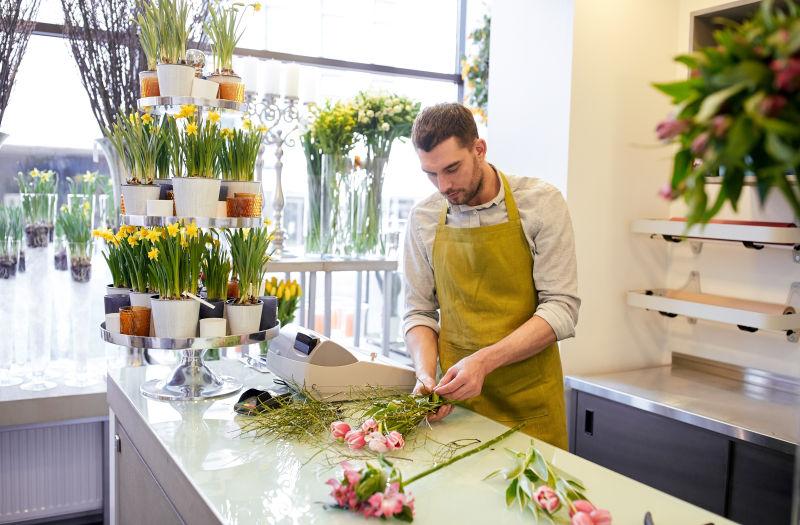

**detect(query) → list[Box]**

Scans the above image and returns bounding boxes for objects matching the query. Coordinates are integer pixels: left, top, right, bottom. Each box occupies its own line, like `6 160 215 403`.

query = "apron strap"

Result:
438 170 520 225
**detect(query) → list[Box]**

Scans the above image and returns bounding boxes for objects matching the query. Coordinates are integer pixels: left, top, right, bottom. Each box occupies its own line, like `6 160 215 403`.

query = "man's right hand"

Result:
414 376 454 422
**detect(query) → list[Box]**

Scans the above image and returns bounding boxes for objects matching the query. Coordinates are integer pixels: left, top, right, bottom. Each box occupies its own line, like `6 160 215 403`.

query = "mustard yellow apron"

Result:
432 171 568 449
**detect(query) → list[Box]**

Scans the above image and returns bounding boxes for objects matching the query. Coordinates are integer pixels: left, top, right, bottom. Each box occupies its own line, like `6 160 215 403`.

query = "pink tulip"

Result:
533 485 561 513
366 484 406 518
690 131 710 155
655 117 690 141
330 421 351 442
759 94 788 117
386 431 405 450
571 511 595 525
570 500 596 516
771 57 800 91
711 115 731 137
361 418 379 433
657 183 677 201
591 508 613 525
367 432 390 453
344 429 366 450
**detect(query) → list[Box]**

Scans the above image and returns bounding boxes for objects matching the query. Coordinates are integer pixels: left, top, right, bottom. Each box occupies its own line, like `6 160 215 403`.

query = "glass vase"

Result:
65 279 99 387
53 236 68 271
20 251 55 391
0 238 20 279
305 161 323 255
68 240 93 283
359 155 389 256
22 193 57 247
321 154 353 256
67 193 98 229
0 270 22 386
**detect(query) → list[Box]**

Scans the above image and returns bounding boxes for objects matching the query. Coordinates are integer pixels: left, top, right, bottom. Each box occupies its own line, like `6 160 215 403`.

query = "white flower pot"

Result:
221 180 262 198
106 285 131 295
121 185 160 216
129 291 155 308
225 300 263 335
172 177 221 218
191 77 220 99
151 298 200 338
146 199 174 217
156 63 195 97
199 318 227 337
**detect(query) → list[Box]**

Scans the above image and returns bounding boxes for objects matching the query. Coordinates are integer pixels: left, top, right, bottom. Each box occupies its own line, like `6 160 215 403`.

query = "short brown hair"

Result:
411 103 478 152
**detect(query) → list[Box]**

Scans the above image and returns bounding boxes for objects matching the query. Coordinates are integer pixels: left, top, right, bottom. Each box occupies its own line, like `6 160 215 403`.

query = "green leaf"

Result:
483 469 503 481
531 450 549 481
674 52 703 70
518 475 533 499
697 82 747 121
761 118 800 138
524 468 539 483
723 116 758 162
396 506 414 522
766 132 798 164
652 79 702 102
671 148 693 187
506 479 518 507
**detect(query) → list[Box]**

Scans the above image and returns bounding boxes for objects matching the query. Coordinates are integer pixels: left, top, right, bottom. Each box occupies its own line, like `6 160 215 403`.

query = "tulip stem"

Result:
403 422 524 486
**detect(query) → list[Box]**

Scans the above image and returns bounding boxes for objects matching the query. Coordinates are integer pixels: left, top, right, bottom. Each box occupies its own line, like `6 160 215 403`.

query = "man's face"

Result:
417 136 484 206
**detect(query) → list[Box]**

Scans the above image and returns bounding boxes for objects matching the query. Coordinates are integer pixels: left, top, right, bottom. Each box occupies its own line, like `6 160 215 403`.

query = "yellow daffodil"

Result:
91 229 102 238
82 200 91 212
60 204 68 213
185 221 199 239
127 235 138 247
242 118 252 130
252 2 261 12
83 171 96 184
207 111 221 124
180 231 188 248
146 229 163 242
29 168 40 179
147 247 159 261
167 223 180 237
141 113 154 125
186 122 198 136
257 124 268 133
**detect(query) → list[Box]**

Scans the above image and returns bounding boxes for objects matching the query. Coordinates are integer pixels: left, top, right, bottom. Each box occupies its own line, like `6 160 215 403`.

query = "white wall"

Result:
487 0 574 194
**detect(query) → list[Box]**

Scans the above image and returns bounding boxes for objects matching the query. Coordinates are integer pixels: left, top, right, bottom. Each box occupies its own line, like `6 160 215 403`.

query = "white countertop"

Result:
108 360 734 525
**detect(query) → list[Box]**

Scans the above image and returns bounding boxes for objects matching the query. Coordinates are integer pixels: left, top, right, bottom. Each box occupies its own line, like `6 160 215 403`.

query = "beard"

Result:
444 154 483 205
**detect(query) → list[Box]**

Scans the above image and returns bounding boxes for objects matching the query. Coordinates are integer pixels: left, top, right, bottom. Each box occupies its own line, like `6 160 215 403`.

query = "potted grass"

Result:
6 206 24 273
219 120 265 217
173 109 221 217
17 168 58 248
200 232 230 320
148 221 203 337
136 2 160 98
58 201 93 283
107 112 161 215
0 207 13 279
93 228 131 295
205 2 260 102
154 0 194 97
225 227 271 334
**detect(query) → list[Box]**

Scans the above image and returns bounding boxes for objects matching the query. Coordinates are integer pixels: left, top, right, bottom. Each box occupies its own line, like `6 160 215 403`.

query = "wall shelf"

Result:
632 219 800 262
627 273 800 342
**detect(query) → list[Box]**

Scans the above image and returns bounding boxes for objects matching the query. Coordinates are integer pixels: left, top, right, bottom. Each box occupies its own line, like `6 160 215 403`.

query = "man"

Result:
403 103 579 449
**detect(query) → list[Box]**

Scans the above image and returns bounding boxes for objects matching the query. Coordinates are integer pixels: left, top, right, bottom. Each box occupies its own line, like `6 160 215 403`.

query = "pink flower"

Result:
655 116 690 141
591 508 613 525
326 478 358 510
571 511 595 525
361 418 379 433
367 432 390 453
366 484 406 518
711 115 731 137
570 500 596 516
345 429 366 450
385 431 405 450
330 421 351 442
691 131 710 155
759 94 788 117
533 485 561 513
771 57 800 91
341 462 361 486
657 183 677 201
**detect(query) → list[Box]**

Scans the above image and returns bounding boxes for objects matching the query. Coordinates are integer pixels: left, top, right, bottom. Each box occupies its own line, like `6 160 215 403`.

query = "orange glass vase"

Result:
139 70 160 98
211 71 244 103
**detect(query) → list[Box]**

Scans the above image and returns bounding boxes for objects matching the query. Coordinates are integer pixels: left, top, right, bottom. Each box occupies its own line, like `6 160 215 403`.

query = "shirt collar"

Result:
450 166 504 213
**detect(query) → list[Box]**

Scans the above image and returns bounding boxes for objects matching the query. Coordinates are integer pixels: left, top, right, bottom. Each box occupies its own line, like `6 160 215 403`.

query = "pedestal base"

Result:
140 349 243 401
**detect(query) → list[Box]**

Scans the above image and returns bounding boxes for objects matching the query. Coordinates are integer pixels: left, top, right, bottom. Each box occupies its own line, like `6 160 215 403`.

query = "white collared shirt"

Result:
402 173 580 341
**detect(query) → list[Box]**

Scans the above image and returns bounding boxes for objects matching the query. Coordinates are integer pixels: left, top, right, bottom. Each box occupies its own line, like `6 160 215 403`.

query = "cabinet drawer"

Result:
728 441 793 525
574 392 728 514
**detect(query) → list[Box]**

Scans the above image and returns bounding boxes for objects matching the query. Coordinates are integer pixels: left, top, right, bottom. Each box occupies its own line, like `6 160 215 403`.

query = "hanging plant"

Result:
653 1 800 226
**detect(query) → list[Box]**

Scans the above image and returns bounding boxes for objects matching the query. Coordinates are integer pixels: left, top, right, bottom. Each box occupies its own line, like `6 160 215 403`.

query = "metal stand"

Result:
140 349 242 401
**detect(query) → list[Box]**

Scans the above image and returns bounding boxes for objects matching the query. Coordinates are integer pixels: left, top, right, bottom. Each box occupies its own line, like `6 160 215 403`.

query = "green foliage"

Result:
309 101 357 156
202 231 231 301
654 1 800 225
225 226 272 304
218 124 265 181
462 14 490 122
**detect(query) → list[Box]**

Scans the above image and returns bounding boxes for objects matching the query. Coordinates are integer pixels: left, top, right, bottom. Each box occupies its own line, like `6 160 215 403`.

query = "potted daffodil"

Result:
205 2 261 102
107 112 161 215
136 1 160 97
154 0 194 97
172 106 222 218
225 226 271 334
219 119 266 216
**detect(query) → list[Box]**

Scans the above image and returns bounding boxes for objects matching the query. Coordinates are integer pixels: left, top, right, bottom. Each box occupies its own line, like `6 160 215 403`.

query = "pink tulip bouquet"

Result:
330 418 406 454
485 441 612 524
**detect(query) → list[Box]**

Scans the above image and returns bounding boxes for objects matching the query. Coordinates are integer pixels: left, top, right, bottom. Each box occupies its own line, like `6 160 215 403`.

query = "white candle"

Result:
259 60 281 95
282 63 300 98
239 56 259 93
299 68 319 103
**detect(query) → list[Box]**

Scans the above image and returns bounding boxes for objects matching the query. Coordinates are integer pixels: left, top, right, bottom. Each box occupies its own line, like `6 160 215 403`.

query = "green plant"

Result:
157 0 190 64
6 205 23 242
136 1 159 71
67 170 99 196
226 227 272 304
202 232 231 301
352 92 420 159
162 114 183 178
107 111 159 185
57 201 92 260
93 228 130 288
263 276 301 325
218 122 265 180
302 129 323 252
205 1 260 73
310 101 357 156
654 0 800 226
17 168 58 224
180 114 221 178
462 14 490 123
148 221 204 299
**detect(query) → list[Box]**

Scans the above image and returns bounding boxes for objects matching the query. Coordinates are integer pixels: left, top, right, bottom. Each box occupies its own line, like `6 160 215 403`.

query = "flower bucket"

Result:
225 300 263 335
156 63 195 97
172 177 221 218
191 77 220 99
121 184 160 216
151 298 200 338
209 71 244 102
139 70 160 98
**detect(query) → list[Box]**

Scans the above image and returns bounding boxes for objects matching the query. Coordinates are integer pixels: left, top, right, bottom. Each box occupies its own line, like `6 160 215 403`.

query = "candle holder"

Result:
246 92 307 259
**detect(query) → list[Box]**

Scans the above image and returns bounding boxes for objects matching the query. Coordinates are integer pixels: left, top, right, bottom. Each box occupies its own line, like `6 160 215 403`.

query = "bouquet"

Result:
263 276 301 325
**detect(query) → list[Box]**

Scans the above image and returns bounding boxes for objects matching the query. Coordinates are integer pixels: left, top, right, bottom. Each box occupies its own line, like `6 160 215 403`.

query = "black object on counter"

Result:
234 387 292 415
294 331 318 356
258 295 278 330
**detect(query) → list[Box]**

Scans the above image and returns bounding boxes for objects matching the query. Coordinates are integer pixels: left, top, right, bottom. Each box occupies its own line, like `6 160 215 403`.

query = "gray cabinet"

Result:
571 391 794 525
116 423 184 525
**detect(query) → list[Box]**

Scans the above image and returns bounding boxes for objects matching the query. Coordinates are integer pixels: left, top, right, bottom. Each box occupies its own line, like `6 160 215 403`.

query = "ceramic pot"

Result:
225 300 263 335
258 296 278 330
146 199 174 217
172 177 221 218
106 285 132 296
191 77 220 99
104 294 132 315
151 298 200 338
156 63 195 97
199 298 225 320
121 184 160 216
129 291 156 308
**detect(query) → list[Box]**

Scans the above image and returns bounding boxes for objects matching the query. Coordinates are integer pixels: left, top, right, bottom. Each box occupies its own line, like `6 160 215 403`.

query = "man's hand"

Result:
433 353 489 401
414 375 454 422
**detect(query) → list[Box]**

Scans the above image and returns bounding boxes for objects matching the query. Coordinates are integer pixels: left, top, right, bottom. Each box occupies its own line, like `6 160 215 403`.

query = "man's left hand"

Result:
433 353 490 401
